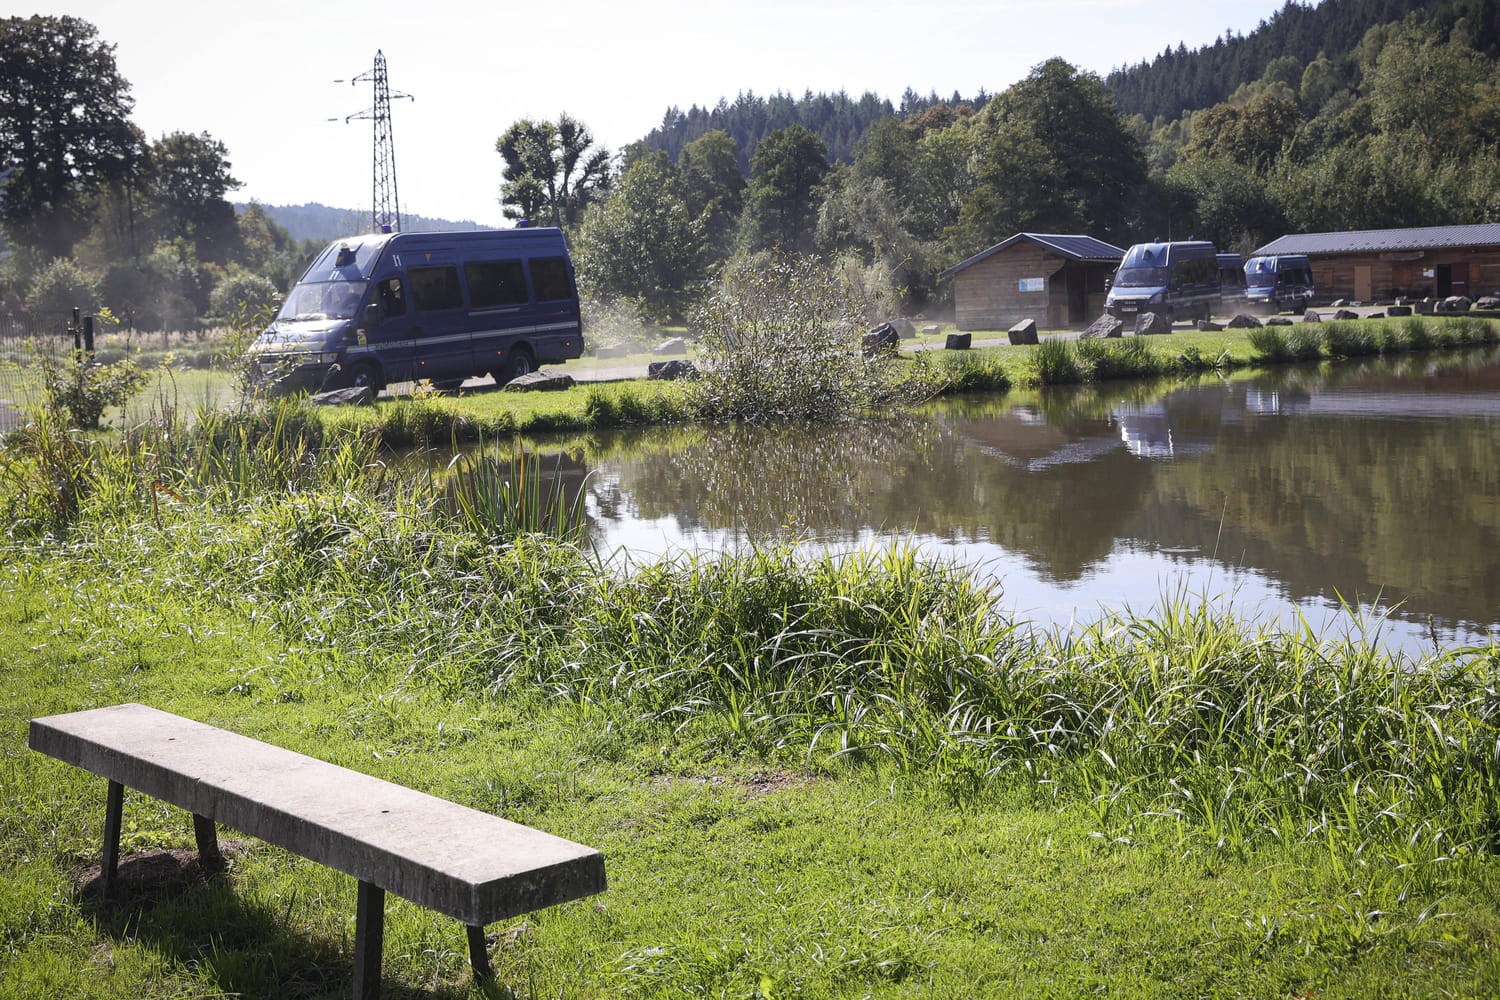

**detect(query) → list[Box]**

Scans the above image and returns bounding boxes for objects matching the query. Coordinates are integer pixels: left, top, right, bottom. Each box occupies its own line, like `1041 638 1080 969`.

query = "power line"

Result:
332 50 414 234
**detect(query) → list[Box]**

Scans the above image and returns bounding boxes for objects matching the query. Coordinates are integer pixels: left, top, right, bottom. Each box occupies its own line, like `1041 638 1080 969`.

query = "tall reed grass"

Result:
1251 315 1500 364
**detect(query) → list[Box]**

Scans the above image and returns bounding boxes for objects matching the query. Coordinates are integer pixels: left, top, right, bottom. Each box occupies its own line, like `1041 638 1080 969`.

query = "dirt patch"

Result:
73 841 249 908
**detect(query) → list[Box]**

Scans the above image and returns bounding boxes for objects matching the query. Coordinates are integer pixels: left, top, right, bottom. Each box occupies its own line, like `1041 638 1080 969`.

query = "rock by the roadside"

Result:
653 337 688 355
1196 319 1222 332
1387 305 1412 317
922 324 941 335
594 343 631 359
1082 314 1124 338
502 370 575 392
1226 313 1263 329
1475 295 1500 310
1333 309 1360 320
1438 296 1472 313
1008 318 1039 345
886 317 917 339
1303 310 1322 322
1414 299 1434 314
863 323 900 357
1135 312 1171 336
945 332 972 350
1366 312 1385 320
1267 317 1295 326
310 386 374 406
646 359 698 380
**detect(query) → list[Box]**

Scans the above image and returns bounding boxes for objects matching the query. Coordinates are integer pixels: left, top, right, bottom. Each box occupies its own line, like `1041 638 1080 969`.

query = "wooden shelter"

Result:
940 233 1125 331
1252 224 1500 303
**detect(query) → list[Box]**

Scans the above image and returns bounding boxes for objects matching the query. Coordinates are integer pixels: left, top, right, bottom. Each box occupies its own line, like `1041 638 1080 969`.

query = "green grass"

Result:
1 413 1499 996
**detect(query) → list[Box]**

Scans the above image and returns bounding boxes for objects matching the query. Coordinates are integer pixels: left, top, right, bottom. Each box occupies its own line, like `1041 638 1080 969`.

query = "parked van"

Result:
1105 240 1220 324
249 227 583 392
1245 254 1316 313
1216 252 1248 313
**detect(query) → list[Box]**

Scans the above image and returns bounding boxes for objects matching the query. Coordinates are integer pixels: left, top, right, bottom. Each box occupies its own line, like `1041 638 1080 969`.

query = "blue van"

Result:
249 228 583 392
1216 252 1247 313
1105 240 1221 325
1245 254 1316 313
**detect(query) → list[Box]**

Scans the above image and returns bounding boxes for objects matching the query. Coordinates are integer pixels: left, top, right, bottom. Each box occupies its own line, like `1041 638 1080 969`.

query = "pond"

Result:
509 349 1500 654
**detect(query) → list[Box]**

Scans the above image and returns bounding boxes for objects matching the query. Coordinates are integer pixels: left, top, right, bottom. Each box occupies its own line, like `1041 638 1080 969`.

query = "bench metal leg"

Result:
466 924 492 980
352 880 384 1000
101 779 123 896
192 813 225 874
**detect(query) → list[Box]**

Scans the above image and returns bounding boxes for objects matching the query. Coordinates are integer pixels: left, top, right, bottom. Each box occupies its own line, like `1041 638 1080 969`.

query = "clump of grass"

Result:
1030 339 1082 384
584 383 691 427
440 441 589 545
937 351 1011 393
1320 320 1378 358
1073 336 1162 380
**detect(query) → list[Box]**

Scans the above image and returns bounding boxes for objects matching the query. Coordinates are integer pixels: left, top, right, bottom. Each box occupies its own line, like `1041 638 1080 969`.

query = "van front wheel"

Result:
493 349 534 386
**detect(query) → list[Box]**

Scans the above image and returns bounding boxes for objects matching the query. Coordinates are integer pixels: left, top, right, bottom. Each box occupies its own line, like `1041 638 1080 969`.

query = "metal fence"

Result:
0 310 81 433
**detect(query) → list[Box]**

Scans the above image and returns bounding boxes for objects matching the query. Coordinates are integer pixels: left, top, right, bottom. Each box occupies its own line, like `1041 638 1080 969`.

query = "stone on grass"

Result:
1387 305 1412 317
1008 318 1039 345
502 370 575 392
653 337 688 355
1134 312 1171 336
1083 314 1124 338
646 359 697 380
1196 319 1222 332
310 386 374 406
922 324 941 335
863 323 900 357
945 332 972 350
1226 313 1263 329
1267 317 1294 326
1439 296 1472 312
1303 310 1322 323
1333 309 1360 321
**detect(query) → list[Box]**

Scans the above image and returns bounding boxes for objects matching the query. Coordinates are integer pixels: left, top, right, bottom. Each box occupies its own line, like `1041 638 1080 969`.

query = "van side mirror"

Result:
363 302 384 325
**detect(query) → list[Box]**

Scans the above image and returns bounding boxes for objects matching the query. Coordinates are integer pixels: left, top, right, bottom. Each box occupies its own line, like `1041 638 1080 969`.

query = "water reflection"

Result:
506 349 1500 650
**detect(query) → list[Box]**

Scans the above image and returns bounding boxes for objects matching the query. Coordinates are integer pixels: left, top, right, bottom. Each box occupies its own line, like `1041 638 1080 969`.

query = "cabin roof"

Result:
1254 224 1500 257
941 233 1126 279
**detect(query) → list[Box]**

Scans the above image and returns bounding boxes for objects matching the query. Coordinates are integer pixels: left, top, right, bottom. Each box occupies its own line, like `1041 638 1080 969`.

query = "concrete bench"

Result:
29 703 606 999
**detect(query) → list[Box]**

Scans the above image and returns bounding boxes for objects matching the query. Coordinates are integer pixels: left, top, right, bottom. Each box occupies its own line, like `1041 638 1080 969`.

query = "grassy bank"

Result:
1 420 1498 997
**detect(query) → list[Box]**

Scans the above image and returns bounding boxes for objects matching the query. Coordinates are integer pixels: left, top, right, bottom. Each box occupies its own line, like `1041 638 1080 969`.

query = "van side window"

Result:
377 277 406 318
465 260 529 308
530 257 573 302
409 265 464 312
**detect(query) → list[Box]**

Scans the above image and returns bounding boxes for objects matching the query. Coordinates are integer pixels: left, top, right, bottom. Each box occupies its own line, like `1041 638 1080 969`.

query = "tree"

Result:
737 124 829 255
496 114 612 229
676 130 745 266
573 151 706 321
971 59 1148 244
0 16 143 259
148 131 241 264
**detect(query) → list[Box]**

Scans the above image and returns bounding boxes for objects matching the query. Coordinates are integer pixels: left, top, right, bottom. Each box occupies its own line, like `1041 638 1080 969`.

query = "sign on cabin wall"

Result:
1018 277 1046 292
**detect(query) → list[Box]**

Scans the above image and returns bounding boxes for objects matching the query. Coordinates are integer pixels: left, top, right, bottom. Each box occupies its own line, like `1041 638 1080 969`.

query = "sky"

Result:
41 0 1290 228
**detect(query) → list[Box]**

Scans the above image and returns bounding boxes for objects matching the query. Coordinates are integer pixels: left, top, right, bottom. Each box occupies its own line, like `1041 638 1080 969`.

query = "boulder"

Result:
309 386 374 407
502 370 575 392
1008 318 1039 345
1365 312 1385 320
1386 305 1412 317
888 317 917 339
1438 296 1472 313
922 324 941 335
653 337 688 355
1267 317 1294 326
1333 309 1360 321
1475 295 1500 310
1414 299 1434 314
1134 312 1171 336
1226 313 1263 329
1082 314 1124 339
1195 319 1222 332
646 359 698 380
1303 310 1322 323
863 323 900 357
594 343 631 359
944 332 972 350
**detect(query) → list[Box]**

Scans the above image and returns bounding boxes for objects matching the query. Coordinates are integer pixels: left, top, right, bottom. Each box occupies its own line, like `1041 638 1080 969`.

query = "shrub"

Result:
1030 339 1081 384
686 252 937 423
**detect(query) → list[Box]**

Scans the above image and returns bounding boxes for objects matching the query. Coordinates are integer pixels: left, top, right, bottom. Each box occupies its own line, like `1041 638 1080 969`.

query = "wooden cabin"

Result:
940 233 1125 331
1252 224 1500 303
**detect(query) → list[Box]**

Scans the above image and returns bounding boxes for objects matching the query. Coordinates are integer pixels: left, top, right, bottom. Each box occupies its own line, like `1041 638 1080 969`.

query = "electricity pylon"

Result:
334 51 414 233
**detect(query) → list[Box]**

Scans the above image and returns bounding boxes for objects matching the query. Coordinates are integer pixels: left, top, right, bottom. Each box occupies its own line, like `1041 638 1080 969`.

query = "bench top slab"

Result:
30 703 605 925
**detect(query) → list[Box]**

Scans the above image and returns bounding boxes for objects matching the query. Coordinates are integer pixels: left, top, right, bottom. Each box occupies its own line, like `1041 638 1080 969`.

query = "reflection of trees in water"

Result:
519 350 1500 631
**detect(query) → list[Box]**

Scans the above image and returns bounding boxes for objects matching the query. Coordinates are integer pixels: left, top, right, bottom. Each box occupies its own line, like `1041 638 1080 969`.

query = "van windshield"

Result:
1246 271 1277 288
1114 266 1169 288
276 280 368 322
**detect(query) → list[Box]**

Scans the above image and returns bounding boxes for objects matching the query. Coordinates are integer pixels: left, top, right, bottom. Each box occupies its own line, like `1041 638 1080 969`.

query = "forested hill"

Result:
638 89 986 171
1107 0 1500 124
232 202 485 244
